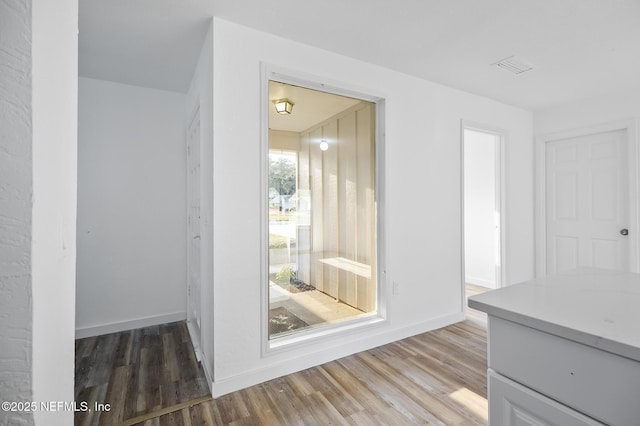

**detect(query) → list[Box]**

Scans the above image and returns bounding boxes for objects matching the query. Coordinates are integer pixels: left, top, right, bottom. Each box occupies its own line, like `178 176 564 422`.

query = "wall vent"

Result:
492 56 534 75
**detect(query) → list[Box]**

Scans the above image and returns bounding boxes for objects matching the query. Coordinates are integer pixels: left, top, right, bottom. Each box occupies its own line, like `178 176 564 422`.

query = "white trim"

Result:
259 62 270 357
266 64 387 103
211 312 463 398
74 311 187 339
186 103 203 354
267 315 385 353
259 62 388 355
535 119 640 277
461 121 507 312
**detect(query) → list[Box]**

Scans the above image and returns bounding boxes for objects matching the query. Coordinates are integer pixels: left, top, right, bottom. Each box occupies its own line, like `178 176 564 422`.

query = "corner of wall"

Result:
32 0 78 424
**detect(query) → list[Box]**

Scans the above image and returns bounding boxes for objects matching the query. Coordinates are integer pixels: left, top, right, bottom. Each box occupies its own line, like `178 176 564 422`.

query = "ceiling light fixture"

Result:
274 99 294 115
319 140 329 151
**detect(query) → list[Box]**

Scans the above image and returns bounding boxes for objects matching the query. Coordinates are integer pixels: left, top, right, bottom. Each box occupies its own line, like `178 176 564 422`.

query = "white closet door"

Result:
187 108 202 328
545 129 629 274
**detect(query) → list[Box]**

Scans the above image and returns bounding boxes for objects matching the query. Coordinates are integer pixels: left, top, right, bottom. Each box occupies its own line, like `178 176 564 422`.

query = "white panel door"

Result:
187 108 202 328
546 130 629 274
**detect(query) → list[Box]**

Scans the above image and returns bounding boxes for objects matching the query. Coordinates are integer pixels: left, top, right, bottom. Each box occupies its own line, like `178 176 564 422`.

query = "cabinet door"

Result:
489 371 604 426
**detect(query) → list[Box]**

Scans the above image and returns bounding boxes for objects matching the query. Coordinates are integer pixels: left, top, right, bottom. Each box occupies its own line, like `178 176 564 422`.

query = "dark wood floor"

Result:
131 320 488 425
74 321 210 425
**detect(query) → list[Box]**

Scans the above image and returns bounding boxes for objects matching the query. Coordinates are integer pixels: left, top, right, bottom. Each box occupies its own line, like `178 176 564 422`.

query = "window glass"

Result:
268 81 377 339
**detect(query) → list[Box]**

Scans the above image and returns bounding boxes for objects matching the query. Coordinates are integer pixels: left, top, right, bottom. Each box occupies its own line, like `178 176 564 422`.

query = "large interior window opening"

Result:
268 80 378 340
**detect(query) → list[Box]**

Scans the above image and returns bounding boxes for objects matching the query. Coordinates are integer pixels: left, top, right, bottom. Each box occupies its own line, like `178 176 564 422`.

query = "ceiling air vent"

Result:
492 56 534 75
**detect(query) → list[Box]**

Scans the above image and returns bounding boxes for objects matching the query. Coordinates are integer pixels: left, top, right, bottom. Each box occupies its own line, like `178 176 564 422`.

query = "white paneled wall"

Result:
296 103 376 312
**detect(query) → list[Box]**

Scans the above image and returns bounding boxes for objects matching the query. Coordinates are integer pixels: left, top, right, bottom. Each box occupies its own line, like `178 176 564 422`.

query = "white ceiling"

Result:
79 0 640 111
79 0 212 92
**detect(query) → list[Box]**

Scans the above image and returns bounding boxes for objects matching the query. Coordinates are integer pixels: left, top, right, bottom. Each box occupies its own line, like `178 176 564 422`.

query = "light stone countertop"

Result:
468 268 640 362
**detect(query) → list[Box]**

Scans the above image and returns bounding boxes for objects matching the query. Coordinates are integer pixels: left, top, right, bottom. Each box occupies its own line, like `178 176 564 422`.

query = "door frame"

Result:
535 119 640 277
186 102 203 361
460 121 506 310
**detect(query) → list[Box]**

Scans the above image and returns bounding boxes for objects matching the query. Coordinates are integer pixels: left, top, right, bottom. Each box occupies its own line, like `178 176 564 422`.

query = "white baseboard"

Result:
465 275 496 289
75 311 187 339
210 311 464 397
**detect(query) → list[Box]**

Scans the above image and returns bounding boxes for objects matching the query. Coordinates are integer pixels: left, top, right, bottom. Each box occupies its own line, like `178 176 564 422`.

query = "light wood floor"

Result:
129 320 488 425
465 283 490 325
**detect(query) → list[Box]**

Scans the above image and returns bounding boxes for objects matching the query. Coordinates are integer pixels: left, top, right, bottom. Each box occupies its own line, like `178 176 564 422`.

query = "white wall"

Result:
210 18 534 396
185 22 214 386
0 1 35 424
464 130 497 288
32 0 78 424
297 102 377 310
76 77 187 337
1 2 78 424
534 89 640 135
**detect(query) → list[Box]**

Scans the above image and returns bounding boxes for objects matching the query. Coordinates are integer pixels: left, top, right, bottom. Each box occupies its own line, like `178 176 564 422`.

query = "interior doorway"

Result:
462 124 504 300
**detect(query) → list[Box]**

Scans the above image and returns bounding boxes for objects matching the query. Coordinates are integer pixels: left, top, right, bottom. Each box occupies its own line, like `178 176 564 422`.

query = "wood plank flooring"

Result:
465 283 490 325
130 320 488 425
74 321 210 426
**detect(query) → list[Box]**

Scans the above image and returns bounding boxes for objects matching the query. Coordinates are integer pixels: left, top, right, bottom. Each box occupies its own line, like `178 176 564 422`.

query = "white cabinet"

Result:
489 371 604 426
469 270 640 426
486 316 640 426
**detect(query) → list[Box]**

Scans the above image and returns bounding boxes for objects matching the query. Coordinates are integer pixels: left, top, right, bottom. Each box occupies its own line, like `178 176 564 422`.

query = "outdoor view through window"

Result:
268 81 377 339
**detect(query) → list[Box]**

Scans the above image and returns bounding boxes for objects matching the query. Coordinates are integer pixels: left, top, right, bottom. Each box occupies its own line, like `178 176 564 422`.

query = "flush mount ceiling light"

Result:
273 99 294 115
492 55 534 75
